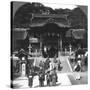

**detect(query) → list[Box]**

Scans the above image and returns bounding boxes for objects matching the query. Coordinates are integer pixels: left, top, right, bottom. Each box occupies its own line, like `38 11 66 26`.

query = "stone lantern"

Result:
16 49 27 77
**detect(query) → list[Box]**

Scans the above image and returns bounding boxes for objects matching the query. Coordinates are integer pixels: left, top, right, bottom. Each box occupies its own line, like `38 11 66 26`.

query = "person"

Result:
57 59 61 71
50 68 58 86
46 71 51 86
53 55 57 63
52 56 58 70
38 68 45 87
73 60 81 80
39 61 44 69
48 46 56 58
44 57 50 70
28 69 34 88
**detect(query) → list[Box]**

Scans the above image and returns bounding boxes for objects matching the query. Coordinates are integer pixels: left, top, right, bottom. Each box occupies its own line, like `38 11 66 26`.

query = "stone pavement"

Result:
68 72 88 85
13 72 88 88
13 73 72 88
58 56 72 73
34 56 72 73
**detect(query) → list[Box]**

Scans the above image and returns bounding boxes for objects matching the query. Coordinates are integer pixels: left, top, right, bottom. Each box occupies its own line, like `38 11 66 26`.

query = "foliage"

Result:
13 2 87 29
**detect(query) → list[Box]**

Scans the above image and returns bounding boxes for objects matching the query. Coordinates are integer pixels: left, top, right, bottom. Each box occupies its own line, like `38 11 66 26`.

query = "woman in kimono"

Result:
50 68 57 86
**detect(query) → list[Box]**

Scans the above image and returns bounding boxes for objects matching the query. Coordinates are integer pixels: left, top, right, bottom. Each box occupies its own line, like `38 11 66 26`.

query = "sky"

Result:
38 2 77 9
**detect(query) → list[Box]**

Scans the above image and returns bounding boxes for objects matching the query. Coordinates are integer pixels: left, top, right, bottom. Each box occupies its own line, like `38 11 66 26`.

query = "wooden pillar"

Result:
40 34 42 56
58 34 62 57
58 36 60 57
60 35 62 52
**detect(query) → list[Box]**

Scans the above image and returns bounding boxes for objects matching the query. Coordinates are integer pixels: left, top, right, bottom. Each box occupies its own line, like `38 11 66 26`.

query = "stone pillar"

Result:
28 43 32 59
29 44 32 55
21 57 26 77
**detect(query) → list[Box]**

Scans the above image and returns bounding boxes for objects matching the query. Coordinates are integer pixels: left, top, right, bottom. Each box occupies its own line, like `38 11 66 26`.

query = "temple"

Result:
12 13 73 58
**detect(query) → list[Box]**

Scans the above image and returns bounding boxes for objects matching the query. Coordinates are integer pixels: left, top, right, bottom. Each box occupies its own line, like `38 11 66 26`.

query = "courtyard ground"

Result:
12 56 88 88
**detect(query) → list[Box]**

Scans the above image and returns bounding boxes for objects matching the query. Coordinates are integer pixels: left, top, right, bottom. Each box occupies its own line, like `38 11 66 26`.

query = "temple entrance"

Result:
42 42 58 58
27 23 69 58
42 33 58 58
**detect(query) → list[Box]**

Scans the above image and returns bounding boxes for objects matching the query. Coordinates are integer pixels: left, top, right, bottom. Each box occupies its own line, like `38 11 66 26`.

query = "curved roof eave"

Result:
29 22 70 28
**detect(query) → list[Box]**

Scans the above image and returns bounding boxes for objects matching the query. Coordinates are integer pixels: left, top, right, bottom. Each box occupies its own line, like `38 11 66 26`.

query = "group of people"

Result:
38 67 58 87
16 49 61 87
28 66 58 87
27 56 60 88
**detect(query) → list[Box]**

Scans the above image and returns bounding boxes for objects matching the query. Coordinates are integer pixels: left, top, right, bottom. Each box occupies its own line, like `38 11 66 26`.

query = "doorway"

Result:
42 34 58 58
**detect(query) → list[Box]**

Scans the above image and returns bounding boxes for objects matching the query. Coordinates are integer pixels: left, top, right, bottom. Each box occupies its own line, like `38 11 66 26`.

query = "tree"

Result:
68 7 87 29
